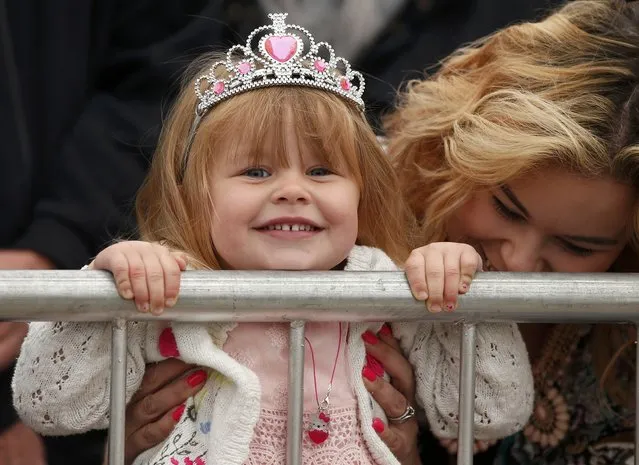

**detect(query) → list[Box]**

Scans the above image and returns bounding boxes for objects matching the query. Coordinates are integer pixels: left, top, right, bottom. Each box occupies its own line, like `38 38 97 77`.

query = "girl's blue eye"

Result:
307 167 332 176
243 167 270 178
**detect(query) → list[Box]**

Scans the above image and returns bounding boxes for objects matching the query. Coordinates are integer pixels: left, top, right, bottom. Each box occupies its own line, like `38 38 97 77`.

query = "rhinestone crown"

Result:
194 13 365 115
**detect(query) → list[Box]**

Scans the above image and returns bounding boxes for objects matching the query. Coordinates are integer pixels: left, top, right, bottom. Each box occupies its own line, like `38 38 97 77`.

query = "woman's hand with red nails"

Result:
362 325 422 465
113 359 207 465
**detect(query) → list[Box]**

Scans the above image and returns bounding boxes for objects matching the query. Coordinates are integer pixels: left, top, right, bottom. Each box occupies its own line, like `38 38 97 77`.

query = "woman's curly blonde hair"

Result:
387 0 639 252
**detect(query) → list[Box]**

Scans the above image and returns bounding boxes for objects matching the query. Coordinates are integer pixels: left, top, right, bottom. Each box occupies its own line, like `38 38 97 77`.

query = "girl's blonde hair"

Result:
387 0 639 251
387 0 639 413
136 55 412 269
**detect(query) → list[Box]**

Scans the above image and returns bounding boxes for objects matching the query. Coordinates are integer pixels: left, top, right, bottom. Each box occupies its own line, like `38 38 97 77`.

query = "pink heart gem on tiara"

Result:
265 36 298 62
314 59 327 72
237 62 251 74
340 78 351 91
213 81 225 94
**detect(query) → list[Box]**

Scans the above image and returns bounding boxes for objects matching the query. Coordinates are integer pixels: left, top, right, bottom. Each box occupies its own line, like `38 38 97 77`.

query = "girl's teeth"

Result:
265 224 315 231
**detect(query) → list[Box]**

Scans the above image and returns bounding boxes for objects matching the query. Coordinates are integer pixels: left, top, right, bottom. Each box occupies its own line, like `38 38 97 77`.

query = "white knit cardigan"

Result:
13 245 533 465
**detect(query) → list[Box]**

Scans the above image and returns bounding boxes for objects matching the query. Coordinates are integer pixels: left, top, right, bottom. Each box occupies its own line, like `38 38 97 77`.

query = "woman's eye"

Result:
491 196 525 223
242 167 270 178
307 167 333 177
556 239 595 257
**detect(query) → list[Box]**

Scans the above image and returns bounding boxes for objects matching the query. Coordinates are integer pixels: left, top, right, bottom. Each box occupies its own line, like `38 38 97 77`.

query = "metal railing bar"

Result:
457 323 477 465
287 321 306 465
1 271 639 323
108 318 127 465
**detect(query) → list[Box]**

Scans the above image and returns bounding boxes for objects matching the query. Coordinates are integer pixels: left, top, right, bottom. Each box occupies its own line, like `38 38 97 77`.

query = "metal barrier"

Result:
1 270 639 465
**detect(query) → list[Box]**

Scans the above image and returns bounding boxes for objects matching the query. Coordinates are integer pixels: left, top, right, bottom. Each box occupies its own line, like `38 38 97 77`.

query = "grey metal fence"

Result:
1 270 638 465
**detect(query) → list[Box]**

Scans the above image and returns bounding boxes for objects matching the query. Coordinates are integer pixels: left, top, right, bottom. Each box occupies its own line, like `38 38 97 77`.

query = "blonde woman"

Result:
389 0 639 463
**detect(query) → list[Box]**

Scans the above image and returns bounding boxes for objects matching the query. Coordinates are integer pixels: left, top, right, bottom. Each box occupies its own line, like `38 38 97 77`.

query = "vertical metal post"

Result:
287 321 306 465
457 323 477 465
109 319 128 465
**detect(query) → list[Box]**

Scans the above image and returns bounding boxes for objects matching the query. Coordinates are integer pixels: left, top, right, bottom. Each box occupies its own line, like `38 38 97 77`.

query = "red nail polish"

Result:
158 327 180 358
361 331 379 345
446 303 455 312
172 404 186 422
366 354 385 377
186 370 207 387
372 418 385 433
362 366 377 382
378 324 392 337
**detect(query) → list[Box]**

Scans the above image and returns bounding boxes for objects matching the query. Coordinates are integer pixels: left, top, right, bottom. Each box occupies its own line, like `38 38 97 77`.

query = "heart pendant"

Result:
307 411 330 445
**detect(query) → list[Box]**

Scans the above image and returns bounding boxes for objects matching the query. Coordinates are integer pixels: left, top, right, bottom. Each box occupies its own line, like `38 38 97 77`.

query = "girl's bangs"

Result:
196 87 365 180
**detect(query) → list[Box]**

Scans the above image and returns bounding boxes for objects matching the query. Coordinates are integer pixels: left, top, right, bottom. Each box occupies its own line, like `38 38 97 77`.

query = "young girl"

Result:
13 14 533 465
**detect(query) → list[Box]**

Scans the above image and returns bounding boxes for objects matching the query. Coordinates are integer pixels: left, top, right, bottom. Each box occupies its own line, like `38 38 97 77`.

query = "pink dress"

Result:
223 322 377 465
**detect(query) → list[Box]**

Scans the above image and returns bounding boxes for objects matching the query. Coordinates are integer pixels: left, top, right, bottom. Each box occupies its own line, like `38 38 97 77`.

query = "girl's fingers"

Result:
92 241 185 314
155 247 183 308
442 252 461 311
404 250 428 301
140 248 167 315
459 249 482 294
423 249 444 313
94 249 135 300
170 251 189 271
125 250 151 313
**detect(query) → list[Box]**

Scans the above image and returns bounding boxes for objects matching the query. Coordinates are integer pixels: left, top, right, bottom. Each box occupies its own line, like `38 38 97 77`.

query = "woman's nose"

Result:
500 235 545 272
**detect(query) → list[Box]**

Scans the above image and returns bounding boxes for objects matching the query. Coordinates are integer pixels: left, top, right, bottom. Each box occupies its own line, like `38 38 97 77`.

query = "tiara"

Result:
180 13 366 179
194 13 365 114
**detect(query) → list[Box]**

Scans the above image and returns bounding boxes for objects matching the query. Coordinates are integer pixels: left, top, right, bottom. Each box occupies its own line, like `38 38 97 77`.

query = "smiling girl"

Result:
13 14 533 465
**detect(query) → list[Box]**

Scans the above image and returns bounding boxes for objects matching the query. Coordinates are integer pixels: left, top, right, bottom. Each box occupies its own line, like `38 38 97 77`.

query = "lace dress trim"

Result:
244 407 378 465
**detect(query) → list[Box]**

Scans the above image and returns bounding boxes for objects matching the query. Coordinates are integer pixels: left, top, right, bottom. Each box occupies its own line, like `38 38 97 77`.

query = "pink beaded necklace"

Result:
305 322 343 445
